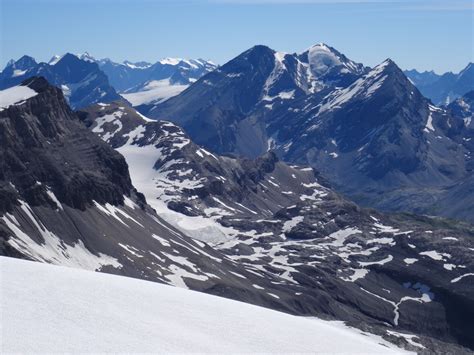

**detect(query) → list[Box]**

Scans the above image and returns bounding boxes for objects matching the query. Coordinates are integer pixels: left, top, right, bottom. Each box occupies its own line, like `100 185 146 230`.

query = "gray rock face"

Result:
0 54 122 109
81 102 474 353
405 63 474 105
0 77 131 212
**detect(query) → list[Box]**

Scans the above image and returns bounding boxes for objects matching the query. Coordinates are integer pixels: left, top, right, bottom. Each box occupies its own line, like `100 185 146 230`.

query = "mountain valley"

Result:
1 41 473 353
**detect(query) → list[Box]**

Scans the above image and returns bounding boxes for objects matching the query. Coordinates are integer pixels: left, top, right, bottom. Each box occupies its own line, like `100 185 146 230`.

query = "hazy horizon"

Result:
1 0 473 73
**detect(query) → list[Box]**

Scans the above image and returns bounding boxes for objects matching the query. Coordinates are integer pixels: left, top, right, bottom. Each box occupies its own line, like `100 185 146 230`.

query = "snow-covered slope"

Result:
1 256 407 353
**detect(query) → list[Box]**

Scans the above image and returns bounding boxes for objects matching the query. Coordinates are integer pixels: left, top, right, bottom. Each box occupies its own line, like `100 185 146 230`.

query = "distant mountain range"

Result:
97 57 216 91
405 63 474 105
138 44 473 224
0 53 216 109
96 55 216 106
1 47 472 224
0 54 121 109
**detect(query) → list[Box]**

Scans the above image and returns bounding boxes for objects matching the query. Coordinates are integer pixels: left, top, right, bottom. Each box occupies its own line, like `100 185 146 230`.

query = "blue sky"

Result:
1 0 473 73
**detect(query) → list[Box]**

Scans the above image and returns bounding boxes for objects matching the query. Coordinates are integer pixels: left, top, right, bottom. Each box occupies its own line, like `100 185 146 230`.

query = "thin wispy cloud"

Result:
209 0 395 3
20 0 472 9
208 0 474 11
398 1 473 11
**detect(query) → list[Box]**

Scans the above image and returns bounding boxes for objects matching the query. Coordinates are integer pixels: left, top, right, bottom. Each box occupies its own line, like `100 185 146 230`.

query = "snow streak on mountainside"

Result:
81 102 474 352
1 257 408 353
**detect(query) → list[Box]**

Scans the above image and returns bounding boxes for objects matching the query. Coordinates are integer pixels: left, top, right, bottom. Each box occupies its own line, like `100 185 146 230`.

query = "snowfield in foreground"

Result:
1 257 409 353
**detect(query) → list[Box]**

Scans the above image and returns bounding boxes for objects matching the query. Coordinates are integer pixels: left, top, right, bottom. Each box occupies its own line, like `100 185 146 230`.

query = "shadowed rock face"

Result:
0 77 132 212
81 101 474 352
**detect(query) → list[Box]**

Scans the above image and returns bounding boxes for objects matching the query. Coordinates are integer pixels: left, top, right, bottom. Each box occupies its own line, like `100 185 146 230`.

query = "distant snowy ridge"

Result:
121 79 188 106
97 54 217 97
1 257 409 354
0 52 216 108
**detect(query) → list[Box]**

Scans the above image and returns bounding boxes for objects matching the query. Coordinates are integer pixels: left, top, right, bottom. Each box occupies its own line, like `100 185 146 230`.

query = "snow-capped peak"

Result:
361 59 398 80
304 42 363 76
158 57 216 70
378 58 396 68
78 52 96 63
193 58 216 67
308 44 341 75
48 54 63 66
123 60 152 69
159 57 184 66
306 42 331 52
